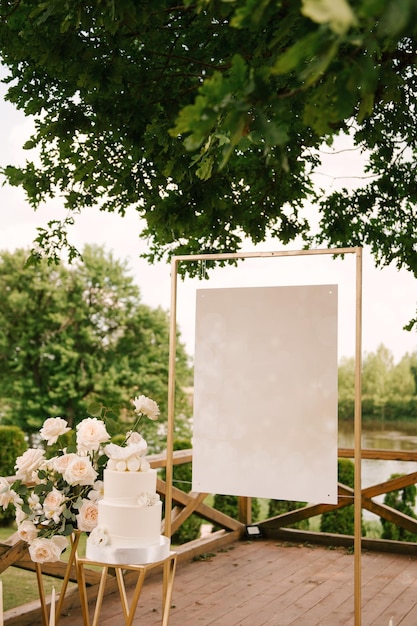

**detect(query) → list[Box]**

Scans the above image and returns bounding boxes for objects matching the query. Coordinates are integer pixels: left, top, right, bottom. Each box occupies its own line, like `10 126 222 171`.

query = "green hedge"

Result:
381 474 417 542
0 425 27 525
212 493 260 529
320 459 360 536
267 499 309 529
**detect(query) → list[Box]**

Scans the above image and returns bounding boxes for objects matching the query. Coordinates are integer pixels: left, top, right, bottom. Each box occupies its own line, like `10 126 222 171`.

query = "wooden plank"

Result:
148 448 192 469
9 539 417 626
170 492 208 535
0 540 28 573
258 526 417 554
339 448 417 462
362 472 417 499
157 479 244 532
363 497 417 535
259 484 354 531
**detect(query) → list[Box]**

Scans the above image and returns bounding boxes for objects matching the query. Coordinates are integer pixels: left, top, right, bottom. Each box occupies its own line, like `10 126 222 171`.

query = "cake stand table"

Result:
76 551 177 626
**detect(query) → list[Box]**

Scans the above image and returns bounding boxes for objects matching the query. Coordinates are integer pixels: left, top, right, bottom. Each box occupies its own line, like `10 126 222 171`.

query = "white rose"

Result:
18 520 39 543
89 526 109 546
137 492 160 507
15 506 28 525
132 395 160 420
301 0 356 35
76 499 98 532
63 455 98 486
53 453 77 475
76 418 110 453
88 480 104 502
43 488 66 523
28 493 43 517
15 448 46 483
28 536 68 563
39 417 71 445
0 477 14 509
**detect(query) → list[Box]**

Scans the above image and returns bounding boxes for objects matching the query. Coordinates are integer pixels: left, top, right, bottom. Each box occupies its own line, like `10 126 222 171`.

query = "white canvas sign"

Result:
192 285 338 504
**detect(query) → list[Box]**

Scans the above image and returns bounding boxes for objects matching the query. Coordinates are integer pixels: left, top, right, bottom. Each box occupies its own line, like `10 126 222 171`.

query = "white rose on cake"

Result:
137 492 160 507
89 526 110 546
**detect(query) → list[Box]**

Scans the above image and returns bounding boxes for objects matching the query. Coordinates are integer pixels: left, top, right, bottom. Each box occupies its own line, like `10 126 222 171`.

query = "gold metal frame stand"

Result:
36 531 81 626
76 552 177 626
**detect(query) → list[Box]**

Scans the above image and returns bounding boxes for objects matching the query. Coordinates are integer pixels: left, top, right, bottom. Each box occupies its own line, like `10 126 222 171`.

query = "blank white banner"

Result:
192 285 338 504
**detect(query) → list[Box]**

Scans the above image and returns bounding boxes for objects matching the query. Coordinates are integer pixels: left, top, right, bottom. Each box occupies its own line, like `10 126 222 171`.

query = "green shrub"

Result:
320 459 358 536
267 499 309 530
0 425 27 525
380 474 417 542
213 493 260 529
0 426 27 475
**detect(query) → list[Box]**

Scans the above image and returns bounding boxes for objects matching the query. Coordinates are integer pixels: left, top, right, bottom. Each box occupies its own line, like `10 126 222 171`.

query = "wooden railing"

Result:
2 447 417 624
259 447 417 554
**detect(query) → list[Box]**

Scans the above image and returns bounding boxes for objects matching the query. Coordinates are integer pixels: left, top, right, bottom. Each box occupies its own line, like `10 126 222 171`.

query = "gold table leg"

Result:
36 532 81 626
77 552 177 626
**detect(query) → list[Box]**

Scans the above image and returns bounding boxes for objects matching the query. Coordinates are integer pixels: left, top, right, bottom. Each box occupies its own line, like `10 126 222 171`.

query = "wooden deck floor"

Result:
56 539 417 626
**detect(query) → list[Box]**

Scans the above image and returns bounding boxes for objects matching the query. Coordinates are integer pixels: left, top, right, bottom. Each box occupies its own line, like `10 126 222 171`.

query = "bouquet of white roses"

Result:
0 395 159 563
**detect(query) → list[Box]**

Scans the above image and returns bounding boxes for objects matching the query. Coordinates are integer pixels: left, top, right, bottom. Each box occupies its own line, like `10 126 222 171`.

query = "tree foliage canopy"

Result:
0 0 416 287
0 245 191 444
338 344 417 419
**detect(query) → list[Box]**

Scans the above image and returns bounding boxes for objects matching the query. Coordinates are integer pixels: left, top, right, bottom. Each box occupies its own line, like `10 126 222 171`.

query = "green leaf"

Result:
87 402 104 418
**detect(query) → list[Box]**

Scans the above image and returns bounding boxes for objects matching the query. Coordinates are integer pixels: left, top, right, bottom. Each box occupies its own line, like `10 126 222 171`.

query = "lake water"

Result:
339 420 417 518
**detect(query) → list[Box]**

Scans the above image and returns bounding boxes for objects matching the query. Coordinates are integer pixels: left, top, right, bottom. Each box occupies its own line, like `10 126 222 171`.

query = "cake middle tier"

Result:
97 499 163 546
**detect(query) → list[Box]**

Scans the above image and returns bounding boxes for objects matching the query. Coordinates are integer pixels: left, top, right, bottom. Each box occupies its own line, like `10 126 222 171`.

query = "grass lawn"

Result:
0 525 85 612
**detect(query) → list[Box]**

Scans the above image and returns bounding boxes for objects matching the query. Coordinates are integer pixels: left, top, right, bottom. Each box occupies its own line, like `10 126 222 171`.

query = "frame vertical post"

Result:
354 248 363 625
165 258 178 538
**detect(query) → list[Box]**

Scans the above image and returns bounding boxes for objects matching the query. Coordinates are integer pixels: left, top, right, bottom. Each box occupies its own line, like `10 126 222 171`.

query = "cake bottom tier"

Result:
85 534 171 565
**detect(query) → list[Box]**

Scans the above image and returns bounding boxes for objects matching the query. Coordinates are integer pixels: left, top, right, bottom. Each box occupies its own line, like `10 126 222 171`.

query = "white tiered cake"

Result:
86 413 170 565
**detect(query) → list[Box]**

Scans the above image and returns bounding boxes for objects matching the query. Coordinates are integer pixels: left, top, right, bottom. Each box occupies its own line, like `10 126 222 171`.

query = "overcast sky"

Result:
1 76 416 363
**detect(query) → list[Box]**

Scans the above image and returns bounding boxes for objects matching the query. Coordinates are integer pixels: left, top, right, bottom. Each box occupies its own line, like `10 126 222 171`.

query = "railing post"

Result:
238 496 252 525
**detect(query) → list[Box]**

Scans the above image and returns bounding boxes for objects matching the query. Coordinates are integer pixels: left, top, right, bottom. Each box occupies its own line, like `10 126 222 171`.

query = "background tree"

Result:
338 356 355 420
0 0 416 310
390 353 417 399
338 346 417 420
362 344 394 420
0 245 191 446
